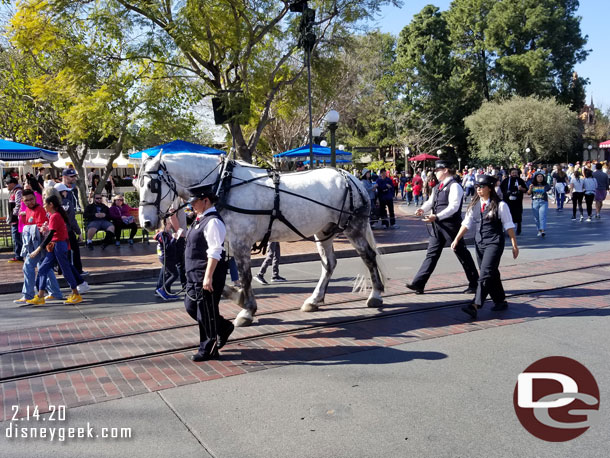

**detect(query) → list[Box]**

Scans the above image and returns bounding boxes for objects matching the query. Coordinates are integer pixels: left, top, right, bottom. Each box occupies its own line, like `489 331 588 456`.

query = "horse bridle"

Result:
139 157 223 220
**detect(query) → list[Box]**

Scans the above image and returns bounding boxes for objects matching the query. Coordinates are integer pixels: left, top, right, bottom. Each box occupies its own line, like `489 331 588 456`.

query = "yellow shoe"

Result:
26 296 45 306
44 294 63 301
64 293 82 305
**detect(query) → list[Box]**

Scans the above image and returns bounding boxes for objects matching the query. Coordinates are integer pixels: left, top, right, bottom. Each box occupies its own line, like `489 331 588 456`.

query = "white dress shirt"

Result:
462 199 515 232
421 177 464 220
199 206 226 260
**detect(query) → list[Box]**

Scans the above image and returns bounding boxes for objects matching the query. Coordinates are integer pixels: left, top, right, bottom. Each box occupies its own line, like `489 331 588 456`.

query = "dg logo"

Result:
513 356 600 442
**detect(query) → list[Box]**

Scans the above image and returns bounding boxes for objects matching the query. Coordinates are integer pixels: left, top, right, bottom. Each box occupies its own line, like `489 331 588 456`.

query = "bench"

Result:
128 208 149 244
0 216 12 248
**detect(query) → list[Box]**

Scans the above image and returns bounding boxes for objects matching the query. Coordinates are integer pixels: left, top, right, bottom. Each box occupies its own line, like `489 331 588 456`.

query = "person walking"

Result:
376 169 397 229
528 172 551 237
569 170 585 221
361 169 378 225
583 168 598 222
592 162 609 219
406 160 479 295
452 175 519 319
399 171 408 201
54 181 85 276
500 168 527 235
254 242 286 285
553 169 569 212
26 196 86 305
183 184 234 362
462 168 476 203
6 177 24 263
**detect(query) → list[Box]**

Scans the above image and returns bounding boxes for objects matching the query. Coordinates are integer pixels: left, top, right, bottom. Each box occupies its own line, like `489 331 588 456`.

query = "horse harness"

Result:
141 156 368 254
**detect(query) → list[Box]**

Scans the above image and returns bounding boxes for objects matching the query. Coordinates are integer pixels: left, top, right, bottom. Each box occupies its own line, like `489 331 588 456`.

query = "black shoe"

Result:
218 322 235 349
406 283 424 294
271 276 287 282
463 287 477 294
191 349 219 362
461 302 478 319
86 242 94 251
491 301 508 311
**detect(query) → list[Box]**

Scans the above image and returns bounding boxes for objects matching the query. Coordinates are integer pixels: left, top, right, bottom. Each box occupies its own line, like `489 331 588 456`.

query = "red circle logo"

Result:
513 356 600 442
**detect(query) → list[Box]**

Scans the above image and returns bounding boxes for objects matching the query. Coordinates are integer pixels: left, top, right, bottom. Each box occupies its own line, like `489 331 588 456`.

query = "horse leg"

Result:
302 235 337 312
232 245 257 327
344 222 385 308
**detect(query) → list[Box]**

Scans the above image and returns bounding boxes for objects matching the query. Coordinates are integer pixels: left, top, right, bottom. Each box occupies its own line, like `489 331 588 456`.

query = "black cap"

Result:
434 160 452 170
187 184 216 203
475 175 497 188
5 177 18 185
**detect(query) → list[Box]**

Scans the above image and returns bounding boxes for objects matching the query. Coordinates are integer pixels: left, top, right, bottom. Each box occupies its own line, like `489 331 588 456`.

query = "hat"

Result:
54 183 71 192
475 175 497 188
62 168 77 177
5 177 18 185
434 160 452 170
187 184 216 203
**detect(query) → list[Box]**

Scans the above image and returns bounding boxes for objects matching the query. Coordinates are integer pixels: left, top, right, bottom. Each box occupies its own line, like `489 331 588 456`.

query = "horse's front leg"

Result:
233 246 257 327
302 235 337 312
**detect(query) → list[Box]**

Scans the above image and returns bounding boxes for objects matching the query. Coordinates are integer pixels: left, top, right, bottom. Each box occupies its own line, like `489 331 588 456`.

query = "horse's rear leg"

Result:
302 235 337 312
233 246 257 327
344 223 385 308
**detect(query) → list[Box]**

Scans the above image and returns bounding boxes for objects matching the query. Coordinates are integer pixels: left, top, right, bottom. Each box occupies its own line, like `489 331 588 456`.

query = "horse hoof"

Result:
367 297 383 308
234 309 254 327
301 302 319 312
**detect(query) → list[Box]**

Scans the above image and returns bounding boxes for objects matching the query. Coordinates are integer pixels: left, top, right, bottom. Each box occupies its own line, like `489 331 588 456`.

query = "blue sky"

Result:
373 0 609 111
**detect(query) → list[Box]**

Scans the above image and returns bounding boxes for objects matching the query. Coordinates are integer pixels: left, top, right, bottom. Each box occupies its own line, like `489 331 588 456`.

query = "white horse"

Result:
138 152 386 327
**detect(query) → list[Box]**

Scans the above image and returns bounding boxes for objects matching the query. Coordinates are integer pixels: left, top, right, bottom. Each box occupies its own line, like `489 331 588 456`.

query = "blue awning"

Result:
0 139 59 162
130 140 225 158
304 159 352 164
274 144 352 160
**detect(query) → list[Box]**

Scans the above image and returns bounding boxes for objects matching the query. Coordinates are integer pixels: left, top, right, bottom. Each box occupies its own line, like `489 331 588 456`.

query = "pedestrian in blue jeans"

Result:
528 172 551 237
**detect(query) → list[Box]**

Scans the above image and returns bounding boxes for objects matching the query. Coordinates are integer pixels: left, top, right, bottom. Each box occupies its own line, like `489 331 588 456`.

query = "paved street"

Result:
0 202 609 457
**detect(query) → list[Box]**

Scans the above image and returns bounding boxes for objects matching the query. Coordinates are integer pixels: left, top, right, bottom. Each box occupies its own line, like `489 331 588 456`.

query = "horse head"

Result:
137 150 178 230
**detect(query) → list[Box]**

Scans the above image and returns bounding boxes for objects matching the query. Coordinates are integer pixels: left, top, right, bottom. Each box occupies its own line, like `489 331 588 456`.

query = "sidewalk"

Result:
0 200 431 293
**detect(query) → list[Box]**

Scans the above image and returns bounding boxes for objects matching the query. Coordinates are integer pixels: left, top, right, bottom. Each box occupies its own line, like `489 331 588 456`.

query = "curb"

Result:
0 239 472 294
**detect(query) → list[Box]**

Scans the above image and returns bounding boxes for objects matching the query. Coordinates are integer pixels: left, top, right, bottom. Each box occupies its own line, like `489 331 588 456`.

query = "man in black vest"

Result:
184 184 234 362
406 160 479 294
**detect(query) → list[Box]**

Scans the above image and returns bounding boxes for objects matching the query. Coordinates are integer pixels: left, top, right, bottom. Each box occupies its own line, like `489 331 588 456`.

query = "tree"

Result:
15 0 400 163
485 0 589 102
8 2 207 208
464 95 579 165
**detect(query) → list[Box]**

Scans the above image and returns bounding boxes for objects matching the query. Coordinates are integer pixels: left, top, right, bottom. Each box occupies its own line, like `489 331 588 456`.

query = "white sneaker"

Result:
77 281 91 294
580 215 584 221
586 217 592 222
536 232 542 237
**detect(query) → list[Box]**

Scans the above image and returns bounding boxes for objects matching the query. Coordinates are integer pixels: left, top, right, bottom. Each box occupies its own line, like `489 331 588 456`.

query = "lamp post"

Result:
588 144 593 161
458 157 462 171
525 147 531 162
325 110 340 167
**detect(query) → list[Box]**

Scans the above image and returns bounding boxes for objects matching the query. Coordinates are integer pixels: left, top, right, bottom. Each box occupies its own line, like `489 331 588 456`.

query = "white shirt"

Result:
199 206 226 260
462 200 515 232
570 176 584 193
421 177 464 220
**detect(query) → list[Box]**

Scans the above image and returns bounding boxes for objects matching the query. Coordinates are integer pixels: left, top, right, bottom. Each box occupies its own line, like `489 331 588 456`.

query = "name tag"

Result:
509 195 517 201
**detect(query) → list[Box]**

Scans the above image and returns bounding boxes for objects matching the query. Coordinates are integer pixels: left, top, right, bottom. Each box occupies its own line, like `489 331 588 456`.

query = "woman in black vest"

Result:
184 184 234 361
451 175 519 319
500 168 527 235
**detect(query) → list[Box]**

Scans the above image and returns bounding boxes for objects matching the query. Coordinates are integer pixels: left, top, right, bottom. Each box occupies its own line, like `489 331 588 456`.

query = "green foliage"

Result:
124 191 139 208
464 96 579 164
367 160 395 174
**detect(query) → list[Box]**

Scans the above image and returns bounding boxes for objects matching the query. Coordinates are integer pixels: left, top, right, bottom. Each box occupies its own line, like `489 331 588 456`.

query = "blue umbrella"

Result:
129 139 225 158
274 143 352 160
0 139 58 162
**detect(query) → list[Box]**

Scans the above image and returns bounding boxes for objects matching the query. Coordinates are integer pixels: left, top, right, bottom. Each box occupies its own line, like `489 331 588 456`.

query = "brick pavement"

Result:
1 251 609 421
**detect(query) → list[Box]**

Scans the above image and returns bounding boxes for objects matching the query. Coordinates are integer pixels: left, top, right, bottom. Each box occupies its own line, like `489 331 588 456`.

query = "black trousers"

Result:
115 221 138 240
68 230 83 274
379 198 396 226
175 238 187 288
572 192 584 218
184 262 232 355
474 239 505 306
411 221 479 289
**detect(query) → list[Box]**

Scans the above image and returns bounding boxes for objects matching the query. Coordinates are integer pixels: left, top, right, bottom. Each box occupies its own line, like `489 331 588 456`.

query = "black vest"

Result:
185 211 226 283
433 178 463 223
472 201 504 246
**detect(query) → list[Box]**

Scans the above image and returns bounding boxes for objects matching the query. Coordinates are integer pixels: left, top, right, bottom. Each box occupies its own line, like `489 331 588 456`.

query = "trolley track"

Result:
0 267 607 384
1 259 609 358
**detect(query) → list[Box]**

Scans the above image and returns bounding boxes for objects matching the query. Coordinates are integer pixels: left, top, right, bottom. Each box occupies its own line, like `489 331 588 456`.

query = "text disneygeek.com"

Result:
4 405 132 442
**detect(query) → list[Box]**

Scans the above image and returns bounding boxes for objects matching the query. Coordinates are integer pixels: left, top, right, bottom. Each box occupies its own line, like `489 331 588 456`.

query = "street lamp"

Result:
320 140 328 147
312 126 322 142
437 149 443 156
325 109 340 167
458 157 462 171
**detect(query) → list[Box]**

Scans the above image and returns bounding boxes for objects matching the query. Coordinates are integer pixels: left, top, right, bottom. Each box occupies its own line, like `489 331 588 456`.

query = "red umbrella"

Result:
599 140 610 149
408 153 440 161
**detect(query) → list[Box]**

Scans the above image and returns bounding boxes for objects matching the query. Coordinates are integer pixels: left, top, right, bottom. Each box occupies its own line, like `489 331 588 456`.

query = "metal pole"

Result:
306 47 314 169
329 123 337 168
